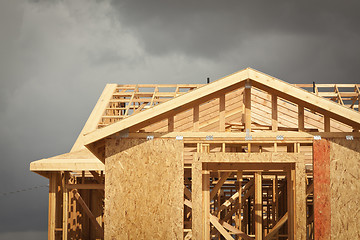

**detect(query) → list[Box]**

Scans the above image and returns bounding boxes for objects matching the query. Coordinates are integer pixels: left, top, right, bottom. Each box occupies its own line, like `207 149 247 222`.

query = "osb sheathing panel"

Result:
192 153 306 240
329 139 360 239
105 138 184 240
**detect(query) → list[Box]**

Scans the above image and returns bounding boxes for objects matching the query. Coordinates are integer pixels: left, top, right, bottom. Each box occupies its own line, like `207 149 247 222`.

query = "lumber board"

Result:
192 153 203 240
219 94 226 131
209 214 234 240
244 80 252 131
126 131 360 140
48 172 57 240
295 161 307 240
72 84 117 152
298 105 304 131
271 94 278 131
287 169 295 240
254 172 262 240
202 168 210 239
104 138 183 240
62 172 69 240
65 184 104 189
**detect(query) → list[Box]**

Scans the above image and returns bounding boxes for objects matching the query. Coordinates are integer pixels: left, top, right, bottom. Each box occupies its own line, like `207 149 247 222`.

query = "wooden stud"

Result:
48 172 57 240
287 169 295 240
324 116 330 132
298 105 304 131
254 172 262 240
168 116 174 132
193 105 199 131
248 143 252 153
244 80 252 132
237 171 243 231
272 175 279 239
202 168 210 240
219 94 226 132
271 94 278 131
62 172 69 240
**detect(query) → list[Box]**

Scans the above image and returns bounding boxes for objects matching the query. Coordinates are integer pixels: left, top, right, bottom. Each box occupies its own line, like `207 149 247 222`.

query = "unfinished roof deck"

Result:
30 68 360 240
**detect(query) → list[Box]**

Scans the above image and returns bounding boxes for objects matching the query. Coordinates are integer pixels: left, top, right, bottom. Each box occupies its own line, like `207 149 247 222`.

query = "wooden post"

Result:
287 169 295 240
324 116 330 132
313 140 331 240
272 175 279 239
202 167 210 240
237 171 243 232
254 172 262 240
168 116 174 132
219 94 226 132
193 105 199 131
48 172 57 240
271 94 278 131
244 80 251 132
62 172 69 240
298 105 304 131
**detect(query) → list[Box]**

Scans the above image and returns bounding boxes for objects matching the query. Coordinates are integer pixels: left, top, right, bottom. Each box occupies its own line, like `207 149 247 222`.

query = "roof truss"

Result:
80 68 360 161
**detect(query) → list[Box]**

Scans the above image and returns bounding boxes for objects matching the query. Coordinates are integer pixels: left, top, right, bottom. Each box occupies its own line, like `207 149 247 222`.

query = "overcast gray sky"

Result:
1 0 360 239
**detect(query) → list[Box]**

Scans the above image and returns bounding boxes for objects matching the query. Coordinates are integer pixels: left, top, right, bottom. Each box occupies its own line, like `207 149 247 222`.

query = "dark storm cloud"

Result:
110 0 360 83
111 0 360 57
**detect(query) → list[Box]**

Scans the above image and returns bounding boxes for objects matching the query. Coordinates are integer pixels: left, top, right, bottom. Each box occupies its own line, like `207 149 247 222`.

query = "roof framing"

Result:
83 68 360 149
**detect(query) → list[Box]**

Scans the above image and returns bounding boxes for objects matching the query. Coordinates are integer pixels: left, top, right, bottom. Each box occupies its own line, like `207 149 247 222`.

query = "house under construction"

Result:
30 68 360 239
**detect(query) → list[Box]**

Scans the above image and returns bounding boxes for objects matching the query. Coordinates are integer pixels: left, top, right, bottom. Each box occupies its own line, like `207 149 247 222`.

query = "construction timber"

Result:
30 68 360 239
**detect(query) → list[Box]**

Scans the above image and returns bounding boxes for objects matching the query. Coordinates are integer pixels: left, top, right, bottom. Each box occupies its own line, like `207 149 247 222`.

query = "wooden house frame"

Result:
30 68 360 239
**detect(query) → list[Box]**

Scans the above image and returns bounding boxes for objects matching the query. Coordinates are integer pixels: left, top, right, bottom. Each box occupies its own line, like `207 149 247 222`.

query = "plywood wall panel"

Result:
105 139 184 240
329 139 360 239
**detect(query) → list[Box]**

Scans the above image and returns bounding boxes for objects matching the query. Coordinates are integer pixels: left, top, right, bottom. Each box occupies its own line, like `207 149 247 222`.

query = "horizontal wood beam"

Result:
65 184 104 189
126 131 360 140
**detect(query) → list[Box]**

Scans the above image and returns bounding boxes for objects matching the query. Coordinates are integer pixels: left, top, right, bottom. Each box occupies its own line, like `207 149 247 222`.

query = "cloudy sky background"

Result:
1 0 360 239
